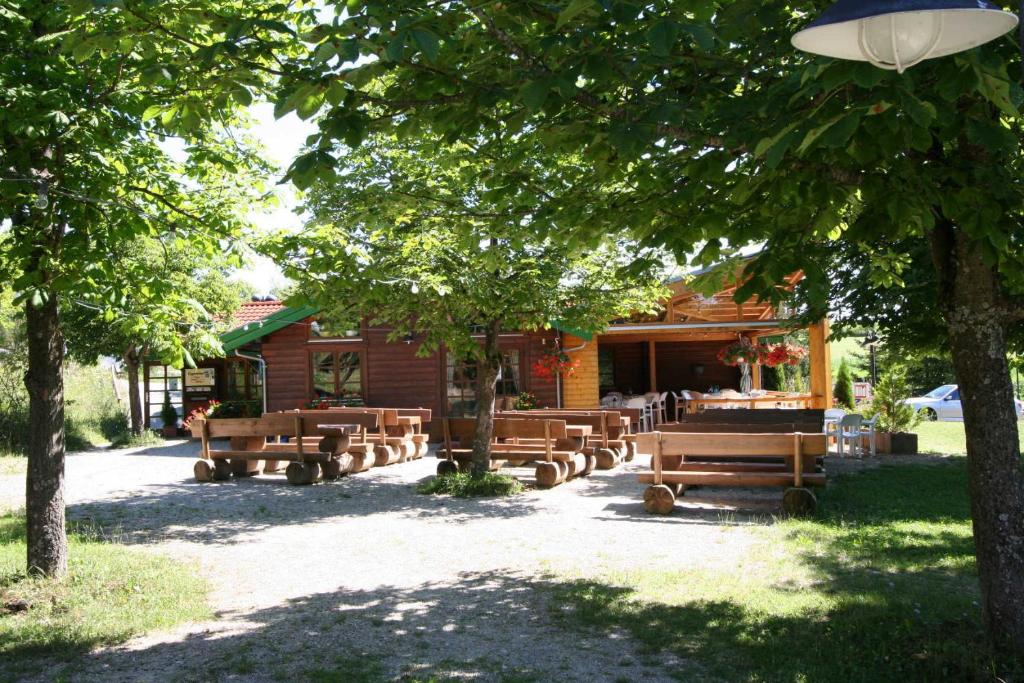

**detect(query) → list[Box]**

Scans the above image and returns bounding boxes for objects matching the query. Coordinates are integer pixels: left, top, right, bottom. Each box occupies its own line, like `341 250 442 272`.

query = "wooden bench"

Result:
674 409 825 429
190 414 363 485
637 431 827 516
439 417 592 488
290 407 420 466
395 408 432 459
498 410 628 469
271 410 385 473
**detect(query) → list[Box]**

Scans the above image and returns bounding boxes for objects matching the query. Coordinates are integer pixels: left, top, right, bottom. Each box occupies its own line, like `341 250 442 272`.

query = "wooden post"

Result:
201 419 211 460
648 340 657 392
294 416 304 463
750 335 762 390
600 412 609 449
808 320 833 409
544 420 553 462
442 418 453 460
653 432 663 485
793 433 803 488
377 408 387 445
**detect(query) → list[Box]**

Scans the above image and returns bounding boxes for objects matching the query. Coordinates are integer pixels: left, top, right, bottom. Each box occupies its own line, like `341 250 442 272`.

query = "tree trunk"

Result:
931 224 1024 654
470 321 502 478
23 291 67 577
123 349 144 436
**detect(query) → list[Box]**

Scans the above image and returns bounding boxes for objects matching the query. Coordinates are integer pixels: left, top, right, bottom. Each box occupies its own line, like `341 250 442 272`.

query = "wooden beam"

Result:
648 340 657 392
749 335 762 390
808 320 833 409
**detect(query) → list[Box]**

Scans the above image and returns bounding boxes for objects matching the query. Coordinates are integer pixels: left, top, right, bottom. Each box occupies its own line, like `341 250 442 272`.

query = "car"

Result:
903 384 1024 422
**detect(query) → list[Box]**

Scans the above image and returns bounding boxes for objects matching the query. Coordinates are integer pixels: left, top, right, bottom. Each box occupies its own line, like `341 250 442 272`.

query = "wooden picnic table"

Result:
698 394 813 410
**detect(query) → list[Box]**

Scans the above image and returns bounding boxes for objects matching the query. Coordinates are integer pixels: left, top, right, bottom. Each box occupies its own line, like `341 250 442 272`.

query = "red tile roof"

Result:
228 300 286 329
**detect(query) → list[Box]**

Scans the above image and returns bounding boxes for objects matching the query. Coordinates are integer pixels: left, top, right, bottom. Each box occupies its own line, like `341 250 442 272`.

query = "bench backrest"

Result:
319 406 401 426
396 407 432 424
275 410 380 432
678 409 824 430
444 417 568 447
498 410 620 445
641 431 828 458
191 414 309 439
659 422 822 434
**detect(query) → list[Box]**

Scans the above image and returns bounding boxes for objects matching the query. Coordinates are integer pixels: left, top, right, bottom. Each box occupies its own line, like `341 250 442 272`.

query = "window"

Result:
226 359 263 402
447 350 521 417
146 364 182 429
310 351 364 405
311 313 360 338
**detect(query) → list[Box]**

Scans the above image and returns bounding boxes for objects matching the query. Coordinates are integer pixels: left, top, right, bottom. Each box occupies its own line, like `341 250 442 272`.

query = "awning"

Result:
221 305 319 353
549 320 595 342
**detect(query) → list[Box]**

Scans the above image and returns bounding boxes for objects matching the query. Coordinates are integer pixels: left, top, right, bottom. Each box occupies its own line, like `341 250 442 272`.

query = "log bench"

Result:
637 431 828 516
498 410 629 469
395 408 432 459
190 415 363 485
439 417 593 488
284 408 420 466
267 410 384 473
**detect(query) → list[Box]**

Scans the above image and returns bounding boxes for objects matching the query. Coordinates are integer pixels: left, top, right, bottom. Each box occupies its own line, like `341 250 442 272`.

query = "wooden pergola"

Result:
560 272 833 411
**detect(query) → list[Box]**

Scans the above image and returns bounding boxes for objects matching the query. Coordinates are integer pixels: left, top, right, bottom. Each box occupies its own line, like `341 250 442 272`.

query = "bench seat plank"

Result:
638 471 827 487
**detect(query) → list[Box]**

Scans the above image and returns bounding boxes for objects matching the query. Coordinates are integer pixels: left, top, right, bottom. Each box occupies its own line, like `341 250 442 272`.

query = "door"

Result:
938 388 963 421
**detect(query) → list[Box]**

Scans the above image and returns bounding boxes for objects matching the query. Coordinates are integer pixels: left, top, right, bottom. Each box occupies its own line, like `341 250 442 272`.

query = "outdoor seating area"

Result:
497 409 633 469
189 406 432 485
438 417 594 488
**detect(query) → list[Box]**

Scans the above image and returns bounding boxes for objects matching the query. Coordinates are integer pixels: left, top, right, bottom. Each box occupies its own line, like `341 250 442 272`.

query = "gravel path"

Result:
0 441 786 682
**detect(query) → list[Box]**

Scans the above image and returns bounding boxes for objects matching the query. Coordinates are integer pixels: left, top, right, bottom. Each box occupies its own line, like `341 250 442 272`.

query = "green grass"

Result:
552 460 1020 682
914 420 1024 456
0 512 210 679
417 472 524 497
109 429 165 449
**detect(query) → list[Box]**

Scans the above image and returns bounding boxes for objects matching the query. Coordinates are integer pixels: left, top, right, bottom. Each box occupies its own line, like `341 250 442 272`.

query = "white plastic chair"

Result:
837 414 864 457
657 391 669 424
600 394 621 408
671 390 688 421
625 396 652 432
824 408 845 447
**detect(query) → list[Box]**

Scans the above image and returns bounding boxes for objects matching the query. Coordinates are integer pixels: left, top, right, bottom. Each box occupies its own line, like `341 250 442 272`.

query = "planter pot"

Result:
162 425 179 438
889 431 919 455
864 432 892 454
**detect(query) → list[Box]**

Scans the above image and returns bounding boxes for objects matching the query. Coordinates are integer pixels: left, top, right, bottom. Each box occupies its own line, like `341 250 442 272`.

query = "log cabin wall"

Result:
258 320 560 436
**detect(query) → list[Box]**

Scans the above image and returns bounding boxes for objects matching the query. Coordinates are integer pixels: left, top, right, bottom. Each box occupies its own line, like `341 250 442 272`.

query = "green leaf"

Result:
556 0 596 29
385 31 407 62
679 22 715 51
647 20 680 58
797 114 845 154
410 28 440 62
754 122 799 159
519 80 549 112
141 105 163 121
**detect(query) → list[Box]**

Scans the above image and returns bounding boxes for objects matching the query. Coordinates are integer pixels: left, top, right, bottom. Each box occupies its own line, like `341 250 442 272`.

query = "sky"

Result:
231 104 317 297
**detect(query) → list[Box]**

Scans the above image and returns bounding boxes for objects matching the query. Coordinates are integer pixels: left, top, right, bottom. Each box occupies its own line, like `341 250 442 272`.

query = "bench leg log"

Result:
594 448 619 470
374 444 400 467
263 459 285 474
565 453 589 479
398 441 416 462
230 459 261 477
624 440 637 461
782 487 817 517
322 454 354 480
285 461 322 485
194 460 215 482
581 454 597 477
535 461 569 488
644 484 676 514
414 441 429 459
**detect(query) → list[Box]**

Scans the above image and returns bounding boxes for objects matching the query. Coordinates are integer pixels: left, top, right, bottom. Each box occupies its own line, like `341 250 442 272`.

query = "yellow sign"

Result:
184 368 216 387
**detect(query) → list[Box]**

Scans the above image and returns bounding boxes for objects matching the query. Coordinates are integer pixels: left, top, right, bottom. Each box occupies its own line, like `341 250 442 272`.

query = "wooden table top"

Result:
566 425 593 437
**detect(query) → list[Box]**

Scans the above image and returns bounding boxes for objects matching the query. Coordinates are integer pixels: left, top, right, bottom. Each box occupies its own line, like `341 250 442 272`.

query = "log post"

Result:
793 433 803 488
652 432 663 486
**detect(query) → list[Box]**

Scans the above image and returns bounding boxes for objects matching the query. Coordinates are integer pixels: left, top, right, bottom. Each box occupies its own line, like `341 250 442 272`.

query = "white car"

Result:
904 384 1024 421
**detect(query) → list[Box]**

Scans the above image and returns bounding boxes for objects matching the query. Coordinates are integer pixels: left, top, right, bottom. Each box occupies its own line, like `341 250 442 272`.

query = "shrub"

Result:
110 430 165 449
867 365 922 433
417 472 524 497
834 358 855 410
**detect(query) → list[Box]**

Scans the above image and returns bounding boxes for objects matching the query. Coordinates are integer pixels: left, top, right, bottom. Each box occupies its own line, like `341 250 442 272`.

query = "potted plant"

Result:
159 393 179 437
866 366 922 454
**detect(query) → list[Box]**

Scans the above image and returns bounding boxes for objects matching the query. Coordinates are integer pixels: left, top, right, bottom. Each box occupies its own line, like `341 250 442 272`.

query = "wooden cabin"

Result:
146 275 832 435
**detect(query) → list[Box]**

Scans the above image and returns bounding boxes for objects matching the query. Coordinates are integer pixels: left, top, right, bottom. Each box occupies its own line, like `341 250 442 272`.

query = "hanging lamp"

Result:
792 0 1018 73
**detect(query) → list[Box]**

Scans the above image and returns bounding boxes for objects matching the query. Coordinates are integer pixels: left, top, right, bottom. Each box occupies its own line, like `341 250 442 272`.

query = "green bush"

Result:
867 365 922 433
834 358 855 410
109 430 165 449
417 471 524 497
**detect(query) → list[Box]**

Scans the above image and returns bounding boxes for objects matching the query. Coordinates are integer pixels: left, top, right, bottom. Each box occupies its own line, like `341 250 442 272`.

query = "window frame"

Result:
309 349 366 403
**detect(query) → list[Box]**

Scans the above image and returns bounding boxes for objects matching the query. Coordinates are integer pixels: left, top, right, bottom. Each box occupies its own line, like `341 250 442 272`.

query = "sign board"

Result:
184 368 216 388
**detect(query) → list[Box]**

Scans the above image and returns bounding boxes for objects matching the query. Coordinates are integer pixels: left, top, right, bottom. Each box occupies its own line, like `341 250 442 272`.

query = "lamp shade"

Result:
792 0 1018 72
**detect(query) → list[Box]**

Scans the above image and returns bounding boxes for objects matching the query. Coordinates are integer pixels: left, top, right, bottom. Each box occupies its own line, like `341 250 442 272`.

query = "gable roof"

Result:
221 304 318 353
228 300 287 327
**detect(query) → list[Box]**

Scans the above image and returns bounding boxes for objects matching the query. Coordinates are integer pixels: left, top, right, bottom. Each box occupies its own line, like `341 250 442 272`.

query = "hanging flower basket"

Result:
532 351 580 379
716 339 765 367
762 343 808 367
